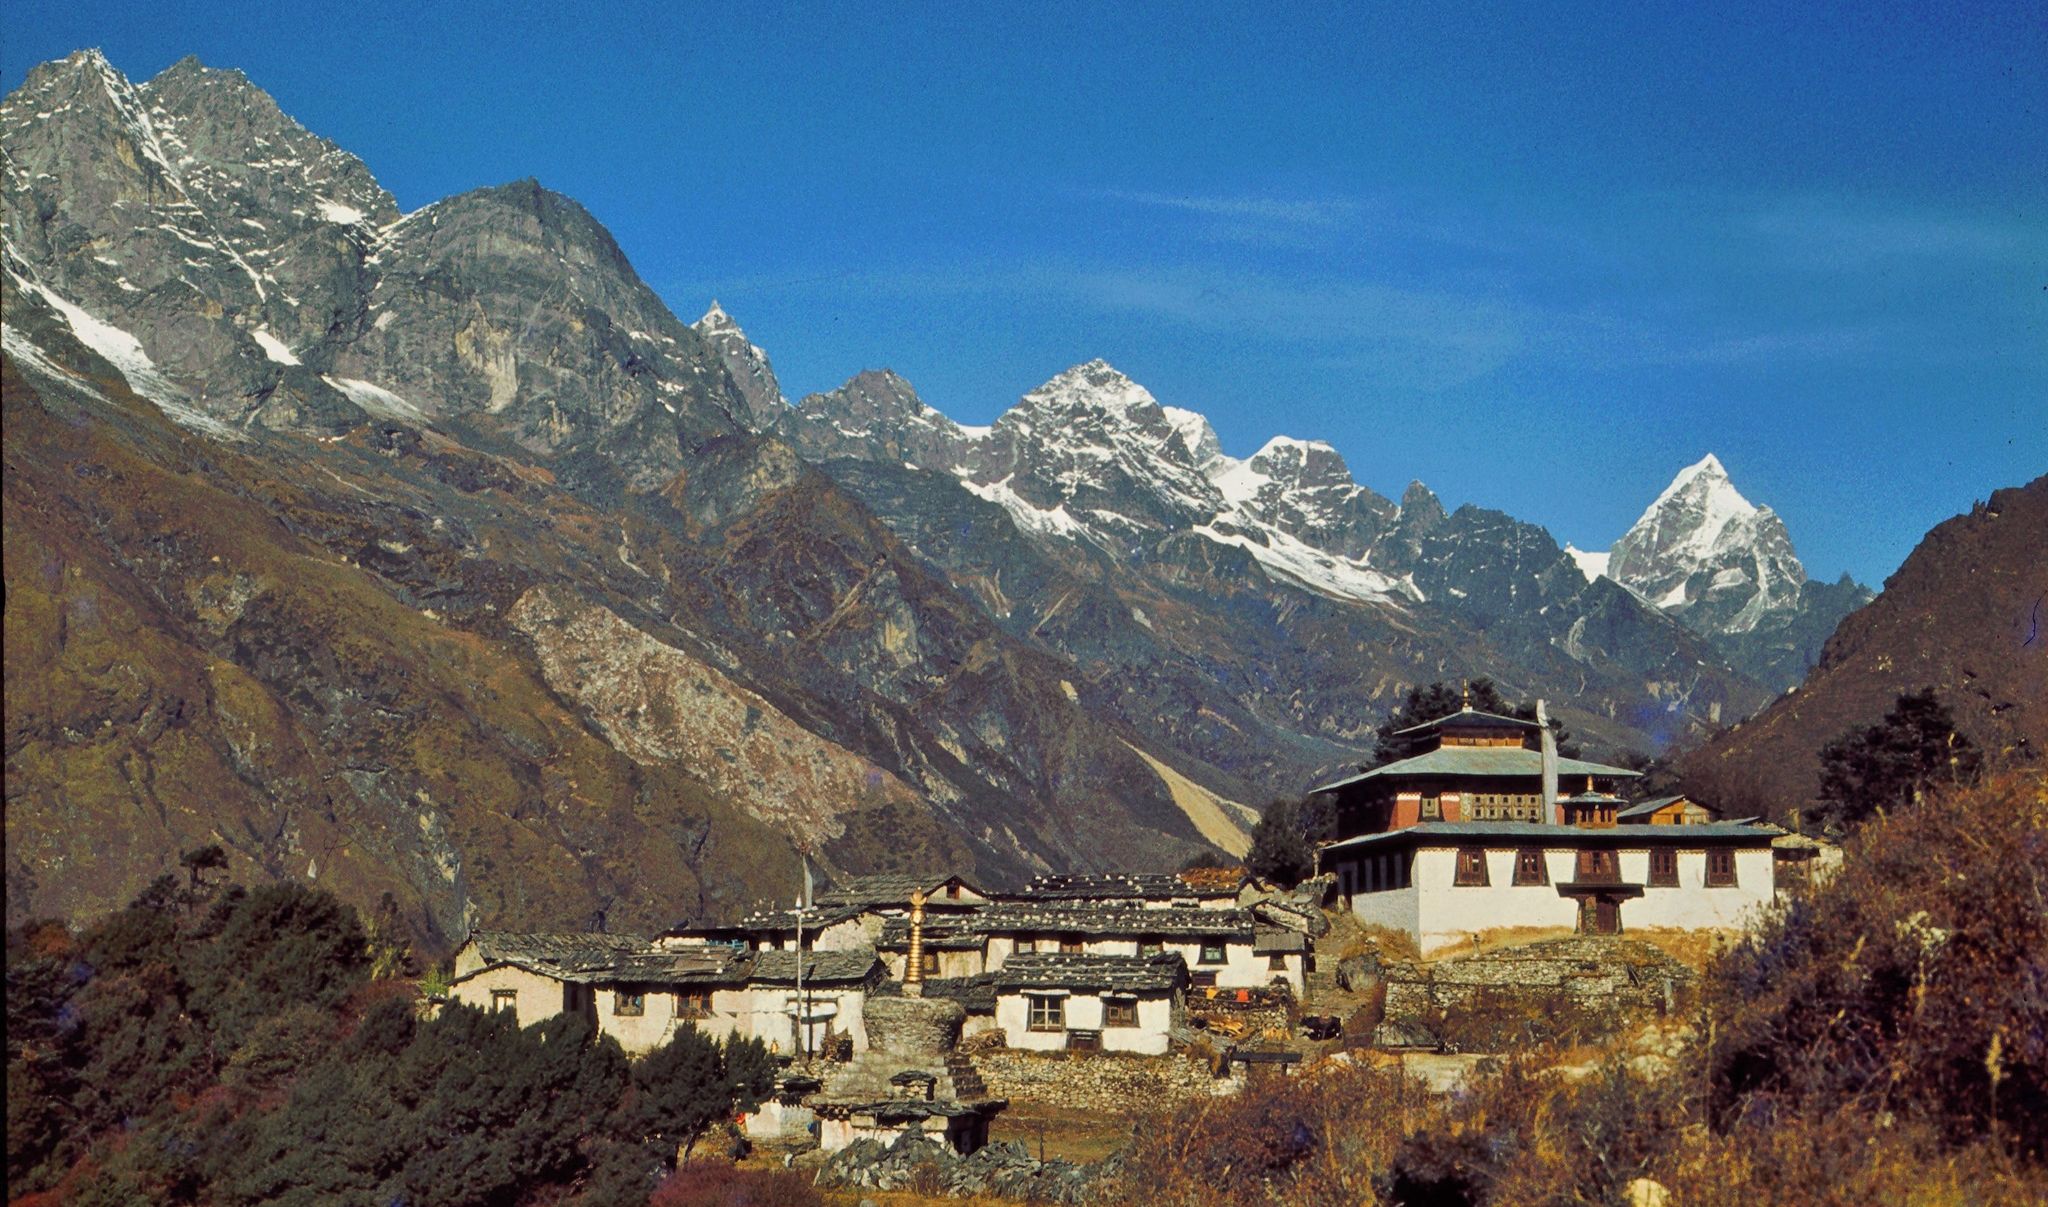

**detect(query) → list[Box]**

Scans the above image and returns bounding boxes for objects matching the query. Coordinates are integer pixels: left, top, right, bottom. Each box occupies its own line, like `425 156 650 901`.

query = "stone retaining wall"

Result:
975 1049 1239 1112
1379 938 1695 1049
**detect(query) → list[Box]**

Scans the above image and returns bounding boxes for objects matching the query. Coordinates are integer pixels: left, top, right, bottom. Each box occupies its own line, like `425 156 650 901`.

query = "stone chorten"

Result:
810 890 1005 1154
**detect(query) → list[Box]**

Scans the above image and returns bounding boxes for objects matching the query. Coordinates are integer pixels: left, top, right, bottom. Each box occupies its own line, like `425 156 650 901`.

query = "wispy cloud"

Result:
1098 189 1361 229
1742 194 2039 267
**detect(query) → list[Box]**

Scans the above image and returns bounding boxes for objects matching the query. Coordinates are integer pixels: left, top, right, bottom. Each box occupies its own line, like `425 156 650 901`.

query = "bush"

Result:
646 1162 822 1206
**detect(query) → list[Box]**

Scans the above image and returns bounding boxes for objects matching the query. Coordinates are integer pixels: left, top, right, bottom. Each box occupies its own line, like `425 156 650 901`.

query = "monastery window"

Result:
1421 795 1442 821
677 989 712 1018
1198 941 1227 965
490 989 517 1014
1104 997 1138 1028
1027 995 1064 1032
1649 848 1679 887
1706 849 1737 888
1454 848 1489 887
1512 848 1549 886
614 991 645 1017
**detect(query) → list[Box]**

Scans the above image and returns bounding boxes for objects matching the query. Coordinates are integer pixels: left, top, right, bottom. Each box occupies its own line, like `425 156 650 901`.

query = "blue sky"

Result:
6 0 2043 583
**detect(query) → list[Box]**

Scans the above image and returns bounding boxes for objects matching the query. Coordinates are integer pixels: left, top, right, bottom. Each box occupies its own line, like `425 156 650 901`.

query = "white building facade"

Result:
1320 822 1779 956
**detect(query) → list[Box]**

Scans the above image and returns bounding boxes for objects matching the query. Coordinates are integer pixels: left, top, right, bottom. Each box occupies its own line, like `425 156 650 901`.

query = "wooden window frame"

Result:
1649 848 1679 887
1454 848 1490 887
677 989 713 1018
1197 940 1228 965
1512 848 1548 886
491 989 517 1013
1015 938 1037 955
1706 848 1737 888
1190 971 1218 989
920 951 939 974
1026 995 1064 1032
1267 952 1288 971
1103 997 1138 1028
614 990 645 1017
1138 938 1164 957
1058 935 1084 954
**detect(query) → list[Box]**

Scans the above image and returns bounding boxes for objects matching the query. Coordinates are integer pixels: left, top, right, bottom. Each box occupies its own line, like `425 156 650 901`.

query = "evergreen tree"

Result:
1245 796 1335 887
1816 688 1982 830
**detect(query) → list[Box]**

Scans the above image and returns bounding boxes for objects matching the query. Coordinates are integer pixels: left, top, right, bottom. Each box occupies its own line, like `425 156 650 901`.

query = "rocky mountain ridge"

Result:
4 50 1241 944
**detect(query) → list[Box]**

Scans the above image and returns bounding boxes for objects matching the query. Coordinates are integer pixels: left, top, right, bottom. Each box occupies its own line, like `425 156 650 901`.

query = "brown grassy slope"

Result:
1680 476 2047 818
2 352 800 948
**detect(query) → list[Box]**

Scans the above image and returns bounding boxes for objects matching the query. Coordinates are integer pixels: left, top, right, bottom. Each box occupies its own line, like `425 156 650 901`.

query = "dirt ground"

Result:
986 1100 1134 1164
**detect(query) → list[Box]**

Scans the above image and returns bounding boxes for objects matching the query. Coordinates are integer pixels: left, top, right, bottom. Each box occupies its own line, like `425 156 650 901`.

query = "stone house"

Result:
991 952 1187 1055
875 902 1303 995
445 931 883 1057
1319 821 1780 956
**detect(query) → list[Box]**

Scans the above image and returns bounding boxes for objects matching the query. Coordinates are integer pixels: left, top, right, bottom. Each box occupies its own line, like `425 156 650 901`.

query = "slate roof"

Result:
984 903 1252 939
1617 795 1717 820
738 904 869 932
1310 747 1642 794
1253 928 1310 954
1013 872 1233 901
814 872 984 908
993 952 1188 993
458 932 745 986
876 917 987 950
1319 820 1780 856
747 946 882 985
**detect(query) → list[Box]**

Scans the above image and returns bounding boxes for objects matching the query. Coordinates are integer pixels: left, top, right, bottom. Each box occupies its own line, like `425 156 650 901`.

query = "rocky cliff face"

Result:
1678 475 2047 817
2 51 1232 944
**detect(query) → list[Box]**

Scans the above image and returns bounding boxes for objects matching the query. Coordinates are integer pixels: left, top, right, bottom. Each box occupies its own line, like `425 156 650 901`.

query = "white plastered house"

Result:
991 952 1187 1055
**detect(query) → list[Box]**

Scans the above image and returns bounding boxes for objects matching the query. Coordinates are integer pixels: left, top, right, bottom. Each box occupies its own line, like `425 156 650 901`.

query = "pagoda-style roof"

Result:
1388 706 1541 738
1310 747 1641 795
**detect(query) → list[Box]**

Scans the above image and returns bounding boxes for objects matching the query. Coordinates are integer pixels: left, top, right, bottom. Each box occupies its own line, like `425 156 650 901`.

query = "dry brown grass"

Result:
987 1101 1132 1164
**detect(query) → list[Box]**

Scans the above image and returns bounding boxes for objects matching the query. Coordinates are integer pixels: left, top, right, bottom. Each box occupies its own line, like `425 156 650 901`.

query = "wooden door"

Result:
1593 899 1620 934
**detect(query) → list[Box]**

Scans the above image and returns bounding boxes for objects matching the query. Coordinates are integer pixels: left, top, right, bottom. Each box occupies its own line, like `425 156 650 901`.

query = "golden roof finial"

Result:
1461 682 1471 710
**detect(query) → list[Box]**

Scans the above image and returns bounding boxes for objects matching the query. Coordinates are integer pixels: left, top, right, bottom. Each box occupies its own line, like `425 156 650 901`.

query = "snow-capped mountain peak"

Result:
1603 454 1807 633
691 300 786 428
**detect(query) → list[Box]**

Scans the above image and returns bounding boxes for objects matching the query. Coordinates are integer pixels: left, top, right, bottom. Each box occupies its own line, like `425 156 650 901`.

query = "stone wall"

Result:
1378 938 1695 1050
975 1049 1239 1112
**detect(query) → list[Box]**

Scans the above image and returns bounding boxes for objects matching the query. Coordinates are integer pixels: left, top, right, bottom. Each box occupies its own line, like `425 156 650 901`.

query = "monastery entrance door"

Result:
1591 899 1620 935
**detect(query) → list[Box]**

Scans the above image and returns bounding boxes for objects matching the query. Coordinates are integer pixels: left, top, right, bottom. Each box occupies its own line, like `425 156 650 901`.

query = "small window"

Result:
1649 848 1679 887
1267 952 1288 971
1059 936 1084 954
1104 997 1137 1028
1576 850 1618 882
1706 849 1737 888
1139 938 1163 956
490 989 517 1014
1190 971 1218 989
614 991 645 1017
1027 995 1064 1032
1421 795 1442 820
1198 941 1227 965
677 989 712 1017
1512 848 1548 886
1015 938 1037 955
921 951 939 974
1454 848 1489 886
